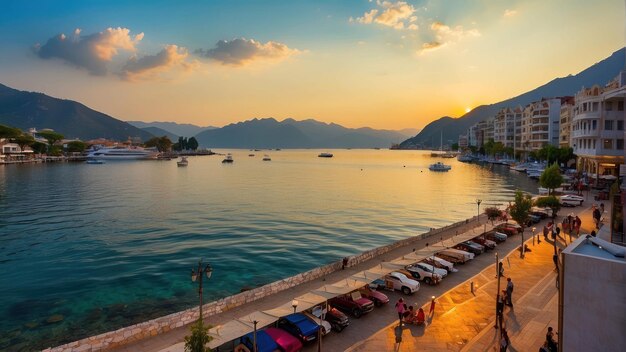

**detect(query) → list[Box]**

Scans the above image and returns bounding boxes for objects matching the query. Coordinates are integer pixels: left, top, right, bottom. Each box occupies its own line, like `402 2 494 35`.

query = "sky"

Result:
0 0 624 130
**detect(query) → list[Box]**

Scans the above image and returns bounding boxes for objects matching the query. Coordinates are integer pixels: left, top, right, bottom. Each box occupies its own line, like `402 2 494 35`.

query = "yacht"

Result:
429 162 452 172
85 159 105 164
318 152 333 158
222 154 234 163
457 154 473 162
177 157 188 167
86 146 158 160
262 155 271 161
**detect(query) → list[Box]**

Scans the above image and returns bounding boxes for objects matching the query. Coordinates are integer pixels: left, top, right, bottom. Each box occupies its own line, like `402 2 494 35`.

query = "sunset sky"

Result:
0 0 624 130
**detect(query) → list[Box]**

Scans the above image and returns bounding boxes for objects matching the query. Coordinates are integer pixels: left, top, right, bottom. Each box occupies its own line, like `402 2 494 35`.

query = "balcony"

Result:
572 111 600 122
571 129 599 138
574 147 626 158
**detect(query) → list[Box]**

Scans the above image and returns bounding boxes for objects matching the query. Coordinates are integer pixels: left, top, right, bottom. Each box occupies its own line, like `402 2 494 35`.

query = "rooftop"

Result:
568 235 626 263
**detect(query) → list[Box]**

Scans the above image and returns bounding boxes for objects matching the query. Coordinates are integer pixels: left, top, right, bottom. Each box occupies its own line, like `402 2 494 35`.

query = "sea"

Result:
0 150 537 350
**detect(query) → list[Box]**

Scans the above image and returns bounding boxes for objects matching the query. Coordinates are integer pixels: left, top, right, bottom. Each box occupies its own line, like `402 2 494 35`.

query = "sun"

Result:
465 107 472 113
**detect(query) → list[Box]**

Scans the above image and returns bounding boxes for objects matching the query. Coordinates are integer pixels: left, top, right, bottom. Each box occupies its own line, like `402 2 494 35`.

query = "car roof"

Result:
284 313 319 335
242 330 279 352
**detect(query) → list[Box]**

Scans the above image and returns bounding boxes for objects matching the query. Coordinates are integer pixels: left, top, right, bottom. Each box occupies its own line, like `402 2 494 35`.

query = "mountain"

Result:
400 47 626 149
194 117 409 148
127 121 215 137
141 126 179 141
0 84 153 141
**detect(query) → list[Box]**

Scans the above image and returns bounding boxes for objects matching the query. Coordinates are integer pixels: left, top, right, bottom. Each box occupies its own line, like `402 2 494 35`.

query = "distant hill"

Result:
140 126 178 141
127 121 215 137
400 47 626 149
0 84 153 141
194 117 409 148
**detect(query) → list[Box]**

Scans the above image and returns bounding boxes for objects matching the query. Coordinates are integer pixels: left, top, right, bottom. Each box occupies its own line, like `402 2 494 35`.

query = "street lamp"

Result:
291 299 299 314
253 320 258 352
191 259 213 325
476 199 482 221
532 226 537 245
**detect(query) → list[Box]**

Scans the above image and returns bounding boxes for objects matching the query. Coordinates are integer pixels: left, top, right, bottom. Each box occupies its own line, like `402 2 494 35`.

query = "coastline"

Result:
44 214 489 352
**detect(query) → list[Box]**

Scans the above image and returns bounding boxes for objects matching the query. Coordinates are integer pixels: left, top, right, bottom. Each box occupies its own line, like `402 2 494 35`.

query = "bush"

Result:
184 320 212 352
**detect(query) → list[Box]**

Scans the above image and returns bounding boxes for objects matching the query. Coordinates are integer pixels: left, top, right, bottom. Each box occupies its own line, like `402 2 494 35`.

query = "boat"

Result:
318 152 333 158
457 154 473 162
222 154 234 163
441 152 456 158
262 155 271 161
429 162 451 172
86 146 158 160
86 159 105 164
248 154 255 157
177 157 188 167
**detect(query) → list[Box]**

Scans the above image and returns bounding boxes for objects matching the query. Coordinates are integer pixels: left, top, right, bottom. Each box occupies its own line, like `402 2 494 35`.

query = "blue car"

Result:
277 313 320 343
240 330 279 352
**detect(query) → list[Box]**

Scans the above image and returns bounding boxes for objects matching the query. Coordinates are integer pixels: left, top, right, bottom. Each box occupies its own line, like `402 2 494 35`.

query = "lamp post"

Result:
476 199 482 222
532 226 537 245
191 259 213 325
253 320 258 352
494 252 501 329
292 299 298 314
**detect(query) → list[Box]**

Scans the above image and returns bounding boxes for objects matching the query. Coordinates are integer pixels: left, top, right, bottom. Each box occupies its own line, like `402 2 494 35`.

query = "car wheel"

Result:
424 277 432 285
374 299 383 307
401 286 412 295
352 308 362 318
321 326 327 335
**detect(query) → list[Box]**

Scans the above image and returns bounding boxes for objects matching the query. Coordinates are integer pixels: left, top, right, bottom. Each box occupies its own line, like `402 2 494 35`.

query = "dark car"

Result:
329 292 375 318
485 231 508 243
240 330 279 352
454 241 484 255
471 237 496 250
312 305 350 332
277 313 320 343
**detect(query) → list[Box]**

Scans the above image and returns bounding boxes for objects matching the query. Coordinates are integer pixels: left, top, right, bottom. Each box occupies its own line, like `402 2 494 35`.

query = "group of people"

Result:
394 298 426 326
561 214 582 236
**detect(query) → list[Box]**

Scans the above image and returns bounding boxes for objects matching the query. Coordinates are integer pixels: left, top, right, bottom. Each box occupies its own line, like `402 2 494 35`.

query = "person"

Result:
500 328 510 352
403 306 414 324
429 297 436 315
495 294 504 330
600 203 605 215
546 326 558 351
342 257 348 270
590 230 596 237
395 298 407 326
539 341 550 352
506 278 514 307
593 206 601 229
574 216 582 236
415 307 425 325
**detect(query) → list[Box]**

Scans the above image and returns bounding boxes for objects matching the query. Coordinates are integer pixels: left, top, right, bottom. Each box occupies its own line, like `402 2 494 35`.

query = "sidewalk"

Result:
347 204 598 352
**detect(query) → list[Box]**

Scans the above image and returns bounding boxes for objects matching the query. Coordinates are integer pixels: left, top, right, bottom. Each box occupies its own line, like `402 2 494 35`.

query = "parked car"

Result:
484 231 508 243
454 241 485 255
380 271 421 295
423 256 458 273
528 214 542 224
358 286 389 307
471 237 496 250
302 311 332 336
493 224 519 236
277 313 320 343
265 327 303 352
329 291 374 318
404 263 444 284
240 330 279 352
311 305 349 332
531 207 552 218
436 248 474 264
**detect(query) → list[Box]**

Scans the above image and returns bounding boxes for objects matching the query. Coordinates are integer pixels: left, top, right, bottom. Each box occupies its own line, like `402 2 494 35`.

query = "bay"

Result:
0 150 536 350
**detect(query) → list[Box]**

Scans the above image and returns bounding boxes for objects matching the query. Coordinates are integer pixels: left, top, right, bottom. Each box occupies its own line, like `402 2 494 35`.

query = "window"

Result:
618 120 624 131
593 102 599 111
619 101 624 111
606 102 613 111
592 120 597 130
603 139 613 150
605 120 613 130
617 139 624 150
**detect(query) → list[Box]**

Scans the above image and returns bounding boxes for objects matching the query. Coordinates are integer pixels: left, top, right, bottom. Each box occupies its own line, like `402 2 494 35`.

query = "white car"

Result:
303 311 332 336
560 194 584 207
424 256 458 273
414 262 448 278
384 272 420 295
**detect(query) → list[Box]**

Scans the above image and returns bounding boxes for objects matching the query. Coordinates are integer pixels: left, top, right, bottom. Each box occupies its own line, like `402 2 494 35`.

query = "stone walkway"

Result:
346 203 599 352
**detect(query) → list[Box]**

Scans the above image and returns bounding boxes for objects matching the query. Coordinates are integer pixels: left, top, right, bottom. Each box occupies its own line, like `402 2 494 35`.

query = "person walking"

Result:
593 206 601 229
506 278 514 307
574 216 582 236
546 326 558 352
495 294 504 330
500 328 510 352
395 298 406 327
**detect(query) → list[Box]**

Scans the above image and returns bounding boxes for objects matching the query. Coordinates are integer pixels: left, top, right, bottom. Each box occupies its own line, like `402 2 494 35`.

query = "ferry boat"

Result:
318 152 333 158
177 157 188 167
86 146 158 160
429 162 452 172
222 154 234 163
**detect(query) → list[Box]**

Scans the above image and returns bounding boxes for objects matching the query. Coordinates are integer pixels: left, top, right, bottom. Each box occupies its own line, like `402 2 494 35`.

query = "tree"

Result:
184 320 212 352
509 190 533 258
37 130 64 153
188 137 199 151
0 124 23 139
535 196 561 221
539 163 564 195
484 207 502 224
145 136 172 152
12 134 35 152
557 147 575 166
66 140 86 153
31 141 47 154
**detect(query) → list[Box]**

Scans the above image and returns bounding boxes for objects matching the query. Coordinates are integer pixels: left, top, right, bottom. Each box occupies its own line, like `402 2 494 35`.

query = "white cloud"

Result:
35 27 143 75
419 21 480 54
196 38 301 66
121 45 194 81
354 1 417 31
504 9 517 17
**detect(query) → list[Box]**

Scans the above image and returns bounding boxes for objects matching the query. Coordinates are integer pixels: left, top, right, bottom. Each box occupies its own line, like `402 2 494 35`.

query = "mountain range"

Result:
400 47 626 148
127 121 216 139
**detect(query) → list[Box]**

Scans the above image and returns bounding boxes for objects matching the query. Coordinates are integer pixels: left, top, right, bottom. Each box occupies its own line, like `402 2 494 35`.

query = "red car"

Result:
329 292 374 318
358 287 389 307
494 224 519 236
471 237 496 250
265 327 303 352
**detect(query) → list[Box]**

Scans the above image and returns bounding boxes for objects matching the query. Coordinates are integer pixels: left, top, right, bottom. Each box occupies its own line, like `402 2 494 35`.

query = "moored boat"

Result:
262 154 271 161
222 154 234 163
318 152 333 158
86 146 158 160
429 162 452 172
177 157 188 167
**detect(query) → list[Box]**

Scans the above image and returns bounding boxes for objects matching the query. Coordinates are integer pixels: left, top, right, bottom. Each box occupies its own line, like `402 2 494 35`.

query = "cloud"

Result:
354 1 418 30
35 27 143 75
419 21 480 54
121 45 194 81
504 9 517 17
196 38 300 66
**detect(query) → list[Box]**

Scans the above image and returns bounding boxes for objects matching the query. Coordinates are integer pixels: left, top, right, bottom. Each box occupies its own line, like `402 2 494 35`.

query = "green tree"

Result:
539 163 564 195
188 137 199 151
509 190 533 258
37 130 64 153
535 196 561 221
31 141 48 154
0 124 23 139
12 134 35 152
184 320 212 352
484 207 502 224
66 140 86 153
557 147 575 165
145 136 172 152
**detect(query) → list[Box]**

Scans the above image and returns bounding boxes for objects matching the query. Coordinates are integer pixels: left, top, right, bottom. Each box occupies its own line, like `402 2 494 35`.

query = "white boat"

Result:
262 155 271 161
86 146 158 160
318 152 333 158
177 157 188 167
86 159 105 164
429 162 451 172
222 154 234 163
457 154 473 162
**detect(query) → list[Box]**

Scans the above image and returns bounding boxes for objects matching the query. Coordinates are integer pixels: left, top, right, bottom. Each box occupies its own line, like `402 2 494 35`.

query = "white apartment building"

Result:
559 97 575 148
494 108 515 148
458 134 468 149
520 98 562 152
571 71 625 178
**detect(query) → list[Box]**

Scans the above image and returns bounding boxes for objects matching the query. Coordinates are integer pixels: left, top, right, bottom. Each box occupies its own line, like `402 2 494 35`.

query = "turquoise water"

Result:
0 150 536 350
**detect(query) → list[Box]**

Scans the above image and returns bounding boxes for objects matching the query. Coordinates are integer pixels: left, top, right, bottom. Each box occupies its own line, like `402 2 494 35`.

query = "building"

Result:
559 235 626 351
494 107 517 148
559 97 575 148
571 71 625 179
458 134 468 149
520 98 562 152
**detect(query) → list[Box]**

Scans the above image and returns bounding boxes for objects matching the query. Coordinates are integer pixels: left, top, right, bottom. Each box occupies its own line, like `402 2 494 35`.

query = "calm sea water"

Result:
0 150 536 350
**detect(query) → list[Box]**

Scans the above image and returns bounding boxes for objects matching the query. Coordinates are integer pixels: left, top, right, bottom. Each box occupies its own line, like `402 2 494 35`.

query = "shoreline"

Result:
44 214 488 352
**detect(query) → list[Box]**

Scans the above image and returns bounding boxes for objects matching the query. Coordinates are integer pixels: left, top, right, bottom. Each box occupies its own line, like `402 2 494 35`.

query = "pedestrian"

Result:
546 326 558 352
600 203 605 215
429 296 436 315
500 328 510 352
506 278 514 307
395 298 407 326
539 341 550 352
495 294 504 330
574 216 582 236
342 257 348 270
593 206 601 229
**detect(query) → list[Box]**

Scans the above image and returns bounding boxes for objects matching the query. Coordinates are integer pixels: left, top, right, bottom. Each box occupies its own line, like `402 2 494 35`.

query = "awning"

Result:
263 301 299 317
350 270 387 283
208 319 254 348
236 311 278 330
293 292 329 311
